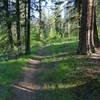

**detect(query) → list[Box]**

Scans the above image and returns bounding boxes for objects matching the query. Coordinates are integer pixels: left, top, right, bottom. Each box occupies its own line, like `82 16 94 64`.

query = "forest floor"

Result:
12 39 100 100
12 47 46 100
0 38 100 100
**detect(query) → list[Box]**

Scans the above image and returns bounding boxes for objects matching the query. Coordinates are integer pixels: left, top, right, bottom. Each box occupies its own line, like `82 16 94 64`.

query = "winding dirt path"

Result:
13 48 45 100
12 46 100 100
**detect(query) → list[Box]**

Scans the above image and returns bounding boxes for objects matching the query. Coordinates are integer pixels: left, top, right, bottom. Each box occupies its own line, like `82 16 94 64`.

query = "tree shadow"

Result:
12 80 100 100
3 41 100 100
32 42 100 100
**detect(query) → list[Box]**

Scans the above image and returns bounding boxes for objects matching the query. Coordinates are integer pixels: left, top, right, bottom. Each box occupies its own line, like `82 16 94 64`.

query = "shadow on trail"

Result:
32 42 100 100
13 80 100 100
35 81 100 100
12 41 100 100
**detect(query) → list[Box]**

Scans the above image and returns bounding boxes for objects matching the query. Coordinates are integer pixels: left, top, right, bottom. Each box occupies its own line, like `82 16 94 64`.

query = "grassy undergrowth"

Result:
37 37 100 100
0 45 40 100
0 36 100 100
0 59 27 100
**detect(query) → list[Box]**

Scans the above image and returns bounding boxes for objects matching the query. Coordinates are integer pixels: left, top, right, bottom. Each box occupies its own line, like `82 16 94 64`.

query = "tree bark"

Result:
16 0 22 56
24 0 27 52
77 0 100 55
77 0 81 26
94 7 100 48
4 0 13 49
77 0 87 54
25 0 31 54
39 0 42 39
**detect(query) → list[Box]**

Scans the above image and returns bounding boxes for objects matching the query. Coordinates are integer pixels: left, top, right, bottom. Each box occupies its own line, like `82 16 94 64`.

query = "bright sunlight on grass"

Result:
0 58 28 100
35 38 100 100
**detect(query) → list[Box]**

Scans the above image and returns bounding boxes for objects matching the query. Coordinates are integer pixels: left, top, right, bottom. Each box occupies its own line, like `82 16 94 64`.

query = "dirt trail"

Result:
12 46 100 100
13 48 45 100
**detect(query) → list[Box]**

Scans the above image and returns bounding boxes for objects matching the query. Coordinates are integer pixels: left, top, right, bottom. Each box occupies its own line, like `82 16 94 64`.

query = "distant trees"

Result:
0 0 32 57
0 0 100 59
64 1 75 39
16 0 21 56
53 1 64 37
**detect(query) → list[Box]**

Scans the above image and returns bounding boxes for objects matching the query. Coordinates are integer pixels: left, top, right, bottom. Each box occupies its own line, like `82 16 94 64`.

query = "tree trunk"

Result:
77 0 87 54
94 7 100 48
4 0 13 49
39 0 42 39
77 0 81 26
24 0 27 53
25 0 31 54
77 0 99 55
67 8 71 39
16 0 22 56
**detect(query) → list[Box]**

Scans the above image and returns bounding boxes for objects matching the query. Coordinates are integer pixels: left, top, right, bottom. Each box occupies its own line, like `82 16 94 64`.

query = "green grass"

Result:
0 36 100 100
0 44 40 100
37 37 100 100
0 58 28 100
